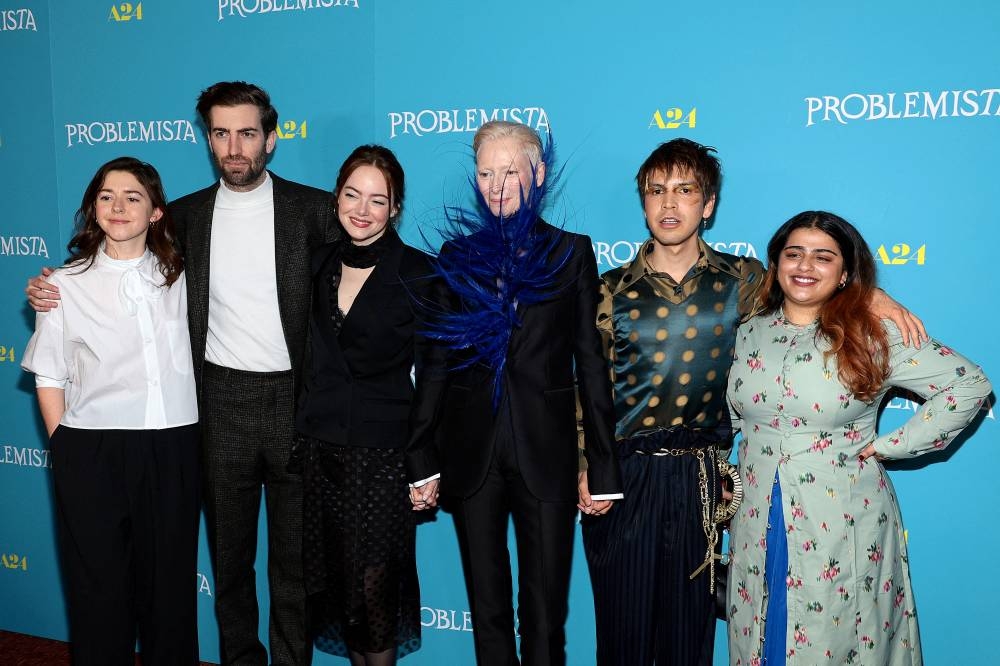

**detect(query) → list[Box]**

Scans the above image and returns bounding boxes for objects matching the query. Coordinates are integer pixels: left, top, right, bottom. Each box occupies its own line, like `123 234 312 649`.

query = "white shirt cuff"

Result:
590 493 623 501
409 473 441 488
35 375 67 389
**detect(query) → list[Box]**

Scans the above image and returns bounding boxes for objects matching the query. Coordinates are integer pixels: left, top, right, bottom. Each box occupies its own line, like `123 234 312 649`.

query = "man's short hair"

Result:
473 120 543 165
196 81 278 135
635 138 721 206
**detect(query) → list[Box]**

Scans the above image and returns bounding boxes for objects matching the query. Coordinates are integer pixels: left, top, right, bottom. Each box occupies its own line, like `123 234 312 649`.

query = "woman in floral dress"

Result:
726 211 991 666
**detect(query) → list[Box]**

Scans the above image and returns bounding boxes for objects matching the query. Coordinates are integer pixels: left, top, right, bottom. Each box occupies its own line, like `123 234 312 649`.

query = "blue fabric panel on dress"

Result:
762 471 788 666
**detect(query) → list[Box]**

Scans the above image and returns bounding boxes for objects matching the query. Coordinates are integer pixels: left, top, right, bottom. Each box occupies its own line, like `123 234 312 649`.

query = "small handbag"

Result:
712 456 742 621
714 458 744 524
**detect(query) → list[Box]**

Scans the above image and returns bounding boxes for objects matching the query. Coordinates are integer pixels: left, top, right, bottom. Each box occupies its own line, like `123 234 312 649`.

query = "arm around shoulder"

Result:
868 288 929 348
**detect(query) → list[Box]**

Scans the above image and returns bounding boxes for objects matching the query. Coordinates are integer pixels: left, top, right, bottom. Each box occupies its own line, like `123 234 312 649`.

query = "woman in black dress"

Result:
293 145 442 665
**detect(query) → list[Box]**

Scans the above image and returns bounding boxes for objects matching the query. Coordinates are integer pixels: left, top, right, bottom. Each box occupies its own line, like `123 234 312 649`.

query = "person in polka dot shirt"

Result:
579 139 926 666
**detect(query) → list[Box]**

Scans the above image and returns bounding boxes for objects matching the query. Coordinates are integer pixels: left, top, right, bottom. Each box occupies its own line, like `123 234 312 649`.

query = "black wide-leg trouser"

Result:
51 423 200 666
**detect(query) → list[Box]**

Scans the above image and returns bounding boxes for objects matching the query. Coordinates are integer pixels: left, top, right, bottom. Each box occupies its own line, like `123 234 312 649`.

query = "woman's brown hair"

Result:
333 145 406 225
67 156 182 286
759 211 890 402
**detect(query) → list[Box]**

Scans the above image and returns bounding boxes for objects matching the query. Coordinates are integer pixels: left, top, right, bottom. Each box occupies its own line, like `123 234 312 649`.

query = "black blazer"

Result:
433 221 621 503
296 229 441 483
171 172 337 401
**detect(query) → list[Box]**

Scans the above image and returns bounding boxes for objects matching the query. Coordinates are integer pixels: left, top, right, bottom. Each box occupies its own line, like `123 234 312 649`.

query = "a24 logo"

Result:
649 108 697 130
109 3 142 21
276 120 307 140
876 244 925 265
1 553 27 570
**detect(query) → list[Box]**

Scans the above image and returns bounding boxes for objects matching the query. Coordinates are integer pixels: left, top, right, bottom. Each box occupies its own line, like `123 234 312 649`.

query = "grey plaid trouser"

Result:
201 362 310 666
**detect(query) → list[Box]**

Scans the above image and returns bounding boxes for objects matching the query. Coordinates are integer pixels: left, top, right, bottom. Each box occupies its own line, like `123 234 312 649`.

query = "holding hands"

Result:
577 470 614 516
410 478 439 511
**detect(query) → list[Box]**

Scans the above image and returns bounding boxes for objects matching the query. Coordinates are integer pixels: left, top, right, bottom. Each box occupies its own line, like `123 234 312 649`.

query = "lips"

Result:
790 276 819 285
490 198 521 214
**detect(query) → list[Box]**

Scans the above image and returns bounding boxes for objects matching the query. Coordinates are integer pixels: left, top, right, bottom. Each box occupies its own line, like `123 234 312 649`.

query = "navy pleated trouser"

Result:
583 437 721 666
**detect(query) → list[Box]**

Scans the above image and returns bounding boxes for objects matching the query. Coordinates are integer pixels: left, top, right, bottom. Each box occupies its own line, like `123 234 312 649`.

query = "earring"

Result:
701 218 708 230
838 279 847 289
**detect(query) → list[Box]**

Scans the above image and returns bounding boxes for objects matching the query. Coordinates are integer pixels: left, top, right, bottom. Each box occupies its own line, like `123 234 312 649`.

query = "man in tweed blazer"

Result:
170 81 336 666
26 81 335 663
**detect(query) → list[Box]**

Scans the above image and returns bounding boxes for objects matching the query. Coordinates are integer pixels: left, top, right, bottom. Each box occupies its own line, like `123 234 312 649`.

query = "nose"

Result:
112 196 125 212
227 133 240 156
660 191 677 208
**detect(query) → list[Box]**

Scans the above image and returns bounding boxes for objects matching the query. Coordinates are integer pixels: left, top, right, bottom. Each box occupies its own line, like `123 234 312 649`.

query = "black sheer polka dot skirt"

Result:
298 434 421 658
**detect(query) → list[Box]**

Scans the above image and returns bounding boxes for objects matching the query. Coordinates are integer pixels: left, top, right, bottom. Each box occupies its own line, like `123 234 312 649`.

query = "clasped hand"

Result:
409 478 439 511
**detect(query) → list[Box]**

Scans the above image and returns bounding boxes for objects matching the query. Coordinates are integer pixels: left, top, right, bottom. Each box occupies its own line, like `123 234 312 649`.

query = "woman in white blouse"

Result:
22 157 200 666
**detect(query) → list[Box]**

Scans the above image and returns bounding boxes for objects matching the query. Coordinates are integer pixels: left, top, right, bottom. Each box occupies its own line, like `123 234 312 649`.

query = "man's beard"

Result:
217 150 267 190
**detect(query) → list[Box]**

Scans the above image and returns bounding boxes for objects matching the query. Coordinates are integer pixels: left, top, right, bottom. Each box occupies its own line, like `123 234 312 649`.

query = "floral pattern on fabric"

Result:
726 314 991 666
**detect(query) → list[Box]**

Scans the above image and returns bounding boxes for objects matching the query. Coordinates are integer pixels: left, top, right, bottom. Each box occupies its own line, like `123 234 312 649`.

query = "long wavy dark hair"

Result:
759 211 890 402
67 156 182 286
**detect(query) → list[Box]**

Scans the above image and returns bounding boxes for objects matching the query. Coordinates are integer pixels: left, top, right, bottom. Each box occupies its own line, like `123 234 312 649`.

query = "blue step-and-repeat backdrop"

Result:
1 2 997 664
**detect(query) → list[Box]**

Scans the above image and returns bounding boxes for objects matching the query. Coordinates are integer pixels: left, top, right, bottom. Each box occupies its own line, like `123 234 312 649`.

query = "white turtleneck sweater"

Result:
22 247 198 430
205 173 291 372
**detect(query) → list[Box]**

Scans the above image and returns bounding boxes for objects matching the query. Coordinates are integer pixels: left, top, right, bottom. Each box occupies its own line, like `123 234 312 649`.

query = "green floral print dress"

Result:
726 313 991 666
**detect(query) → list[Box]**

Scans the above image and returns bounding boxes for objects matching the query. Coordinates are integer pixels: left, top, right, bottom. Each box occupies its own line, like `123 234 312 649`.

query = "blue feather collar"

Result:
424 135 571 407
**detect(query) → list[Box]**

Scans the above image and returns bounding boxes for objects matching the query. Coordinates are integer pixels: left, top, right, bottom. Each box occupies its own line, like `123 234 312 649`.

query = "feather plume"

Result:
421 133 572 407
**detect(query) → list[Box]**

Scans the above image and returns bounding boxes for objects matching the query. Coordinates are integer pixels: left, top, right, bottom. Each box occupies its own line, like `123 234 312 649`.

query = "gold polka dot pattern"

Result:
595 240 765 440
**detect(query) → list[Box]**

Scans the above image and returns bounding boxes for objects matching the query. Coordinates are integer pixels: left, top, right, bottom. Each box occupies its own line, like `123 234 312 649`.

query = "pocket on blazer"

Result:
543 386 575 413
362 397 411 422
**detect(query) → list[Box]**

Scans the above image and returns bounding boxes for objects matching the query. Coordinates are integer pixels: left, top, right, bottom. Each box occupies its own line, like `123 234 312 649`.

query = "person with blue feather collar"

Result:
423 121 622 666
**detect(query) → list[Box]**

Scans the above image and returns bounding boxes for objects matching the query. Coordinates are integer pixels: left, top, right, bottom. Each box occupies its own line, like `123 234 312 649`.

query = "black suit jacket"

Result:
434 221 621 503
171 172 337 401
296 229 441 482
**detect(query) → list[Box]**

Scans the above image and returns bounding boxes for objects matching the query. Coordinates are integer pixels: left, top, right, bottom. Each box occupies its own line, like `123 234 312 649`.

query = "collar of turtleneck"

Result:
216 171 273 210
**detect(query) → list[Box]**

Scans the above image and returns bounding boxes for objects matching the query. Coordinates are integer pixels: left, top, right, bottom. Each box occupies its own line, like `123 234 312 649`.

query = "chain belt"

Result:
633 446 710 457
633 444 744 593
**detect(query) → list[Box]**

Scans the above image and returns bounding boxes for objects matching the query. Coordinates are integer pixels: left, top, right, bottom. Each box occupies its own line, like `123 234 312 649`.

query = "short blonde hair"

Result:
473 120 543 165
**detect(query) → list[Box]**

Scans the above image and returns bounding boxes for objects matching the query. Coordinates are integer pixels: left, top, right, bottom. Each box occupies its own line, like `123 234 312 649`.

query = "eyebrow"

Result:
343 185 388 197
647 179 699 188
783 244 839 255
99 188 145 196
